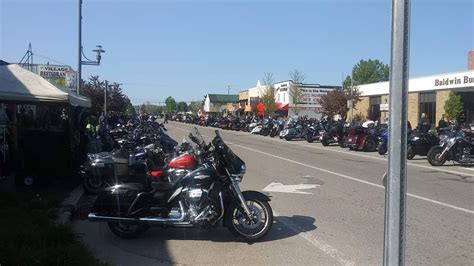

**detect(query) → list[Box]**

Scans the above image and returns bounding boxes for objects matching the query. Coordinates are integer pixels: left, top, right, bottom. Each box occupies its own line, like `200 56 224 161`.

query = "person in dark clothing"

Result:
417 113 431 134
437 115 449 132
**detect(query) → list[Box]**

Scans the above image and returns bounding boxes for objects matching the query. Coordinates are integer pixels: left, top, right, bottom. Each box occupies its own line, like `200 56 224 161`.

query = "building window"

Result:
278 94 280 102
419 92 436 125
369 96 381 121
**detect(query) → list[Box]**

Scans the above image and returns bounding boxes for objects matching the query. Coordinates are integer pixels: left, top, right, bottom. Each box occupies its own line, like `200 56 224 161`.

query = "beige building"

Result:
348 70 474 126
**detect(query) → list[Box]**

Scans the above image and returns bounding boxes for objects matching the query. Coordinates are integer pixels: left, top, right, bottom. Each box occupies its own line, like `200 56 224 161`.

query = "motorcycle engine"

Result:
185 189 209 218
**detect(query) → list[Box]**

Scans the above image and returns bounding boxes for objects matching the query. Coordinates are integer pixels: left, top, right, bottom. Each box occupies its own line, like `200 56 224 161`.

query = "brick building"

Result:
349 70 474 126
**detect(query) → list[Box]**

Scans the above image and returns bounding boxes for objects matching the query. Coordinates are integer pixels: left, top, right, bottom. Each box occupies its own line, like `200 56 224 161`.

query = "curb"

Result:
58 184 84 225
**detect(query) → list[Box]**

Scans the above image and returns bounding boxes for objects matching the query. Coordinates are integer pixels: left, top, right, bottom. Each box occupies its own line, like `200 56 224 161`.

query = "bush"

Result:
0 193 107 266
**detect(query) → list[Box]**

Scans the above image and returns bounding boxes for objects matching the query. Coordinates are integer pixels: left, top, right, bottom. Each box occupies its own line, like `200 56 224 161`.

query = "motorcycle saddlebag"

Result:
91 183 144 217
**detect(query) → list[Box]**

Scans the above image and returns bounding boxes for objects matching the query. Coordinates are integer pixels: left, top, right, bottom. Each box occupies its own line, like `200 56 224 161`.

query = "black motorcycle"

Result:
306 121 323 143
320 120 347 147
88 128 273 241
427 128 473 166
406 130 439 159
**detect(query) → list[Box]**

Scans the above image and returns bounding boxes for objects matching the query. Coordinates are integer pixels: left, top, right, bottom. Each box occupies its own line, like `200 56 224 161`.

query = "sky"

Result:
1 0 473 104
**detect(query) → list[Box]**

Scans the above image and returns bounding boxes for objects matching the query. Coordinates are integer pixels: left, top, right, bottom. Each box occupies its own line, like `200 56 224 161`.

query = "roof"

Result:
0 61 91 107
207 94 239 103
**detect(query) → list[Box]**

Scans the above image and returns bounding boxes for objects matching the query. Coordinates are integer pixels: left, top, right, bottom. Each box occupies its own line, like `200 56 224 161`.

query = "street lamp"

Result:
77 0 105 95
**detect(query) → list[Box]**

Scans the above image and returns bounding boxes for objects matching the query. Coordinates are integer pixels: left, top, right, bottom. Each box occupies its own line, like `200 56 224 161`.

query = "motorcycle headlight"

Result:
412 136 420 141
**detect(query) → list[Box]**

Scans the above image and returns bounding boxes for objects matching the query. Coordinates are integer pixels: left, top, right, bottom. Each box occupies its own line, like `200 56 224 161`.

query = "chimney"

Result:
469 50 474 70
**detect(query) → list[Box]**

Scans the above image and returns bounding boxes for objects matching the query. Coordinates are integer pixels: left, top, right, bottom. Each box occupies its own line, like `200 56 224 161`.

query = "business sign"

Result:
299 88 334 105
37 64 77 92
380 103 389 111
434 75 474 87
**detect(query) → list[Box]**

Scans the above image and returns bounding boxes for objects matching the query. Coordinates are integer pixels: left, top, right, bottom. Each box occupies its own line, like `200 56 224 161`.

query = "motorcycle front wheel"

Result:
227 199 273 241
108 221 149 239
306 134 314 143
83 173 106 194
407 144 415 160
427 146 447 166
378 144 387 155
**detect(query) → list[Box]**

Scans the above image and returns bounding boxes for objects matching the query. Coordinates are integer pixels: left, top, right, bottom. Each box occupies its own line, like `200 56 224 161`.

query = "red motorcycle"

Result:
344 125 378 152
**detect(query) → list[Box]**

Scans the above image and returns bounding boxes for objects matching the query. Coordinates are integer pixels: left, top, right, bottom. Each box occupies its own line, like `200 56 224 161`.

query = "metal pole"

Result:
77 0 82 95
350 73 354 121
104 80 107 115
384 0 410 265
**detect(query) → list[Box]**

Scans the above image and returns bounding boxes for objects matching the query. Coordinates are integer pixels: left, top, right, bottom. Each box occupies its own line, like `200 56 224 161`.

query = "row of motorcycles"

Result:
174 114 474 167
81 121 273 241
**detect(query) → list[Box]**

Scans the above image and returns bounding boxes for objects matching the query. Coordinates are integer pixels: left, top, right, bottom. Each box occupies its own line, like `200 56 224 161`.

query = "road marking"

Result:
274 211 355 266
171 125 474 214
262 182 320 194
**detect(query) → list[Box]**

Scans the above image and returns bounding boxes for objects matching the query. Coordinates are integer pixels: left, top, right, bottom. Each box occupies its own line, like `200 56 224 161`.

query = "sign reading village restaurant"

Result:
37 64 77 91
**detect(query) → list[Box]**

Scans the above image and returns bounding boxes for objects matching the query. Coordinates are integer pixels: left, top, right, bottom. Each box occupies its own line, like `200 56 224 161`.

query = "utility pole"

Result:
350 73 354 121
384 0 410 265
104 80 108 115
77 0 82 95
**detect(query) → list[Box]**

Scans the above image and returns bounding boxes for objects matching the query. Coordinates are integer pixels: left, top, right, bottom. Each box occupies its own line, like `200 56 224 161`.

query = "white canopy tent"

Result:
0 61 91 107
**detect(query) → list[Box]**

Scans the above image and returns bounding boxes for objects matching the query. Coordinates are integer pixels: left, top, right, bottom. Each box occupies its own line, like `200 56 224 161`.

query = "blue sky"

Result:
1 0 472 104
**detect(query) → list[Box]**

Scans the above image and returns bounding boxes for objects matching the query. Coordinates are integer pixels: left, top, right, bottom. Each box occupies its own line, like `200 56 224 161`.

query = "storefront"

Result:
350 70 474 126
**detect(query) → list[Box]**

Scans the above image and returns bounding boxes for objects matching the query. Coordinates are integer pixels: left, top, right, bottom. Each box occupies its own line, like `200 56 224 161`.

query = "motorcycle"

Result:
305 121 323 143
344 125 378 152
269 120 284 138
88 128 273 241
427 127 473 166
320 120 347 147
406 130 439 159
280 118 305 141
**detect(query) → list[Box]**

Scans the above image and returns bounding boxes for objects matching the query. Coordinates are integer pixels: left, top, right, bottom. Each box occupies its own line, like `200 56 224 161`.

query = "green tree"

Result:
165 96 177 113
177 101 188 112
289 70 306 115
260 72 276 116
81 75 132 116
444 91 464 121
343 59 389 88
189 101 203 114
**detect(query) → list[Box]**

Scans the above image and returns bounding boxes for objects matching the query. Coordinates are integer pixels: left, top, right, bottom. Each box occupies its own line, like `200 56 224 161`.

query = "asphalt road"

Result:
74 122 474 265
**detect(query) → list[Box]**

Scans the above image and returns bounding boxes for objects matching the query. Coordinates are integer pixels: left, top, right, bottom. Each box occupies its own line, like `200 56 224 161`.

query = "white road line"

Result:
274 211 355 266
171 125 474 215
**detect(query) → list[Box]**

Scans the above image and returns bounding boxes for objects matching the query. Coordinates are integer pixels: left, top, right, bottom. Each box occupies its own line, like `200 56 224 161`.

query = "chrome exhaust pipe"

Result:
88 201 187 223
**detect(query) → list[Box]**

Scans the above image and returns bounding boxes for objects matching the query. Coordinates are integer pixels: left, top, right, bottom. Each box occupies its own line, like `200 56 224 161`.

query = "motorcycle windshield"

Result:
189 127 206 147
212 130 246 176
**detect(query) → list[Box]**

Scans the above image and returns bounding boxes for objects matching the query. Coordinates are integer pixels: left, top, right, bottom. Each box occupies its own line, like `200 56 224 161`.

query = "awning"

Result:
275 102 289 111
0 61 68 103
0 60 91 107
69 93 91 108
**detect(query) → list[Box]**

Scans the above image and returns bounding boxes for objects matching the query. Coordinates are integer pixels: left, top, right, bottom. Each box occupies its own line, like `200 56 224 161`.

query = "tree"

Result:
177 101 188 112
344 59 389 87
189 101 203 114
165 96 176 113
317 90 349 120
260 72 276 116
289 70 306 115
81 75 132 116
444 91 464 121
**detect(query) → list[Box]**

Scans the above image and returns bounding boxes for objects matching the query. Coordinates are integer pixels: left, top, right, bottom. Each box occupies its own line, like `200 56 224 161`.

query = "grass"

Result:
0 193 108 266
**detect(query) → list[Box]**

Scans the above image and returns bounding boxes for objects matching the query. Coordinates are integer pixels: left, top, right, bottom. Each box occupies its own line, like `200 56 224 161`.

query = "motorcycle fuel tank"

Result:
168 154 197 169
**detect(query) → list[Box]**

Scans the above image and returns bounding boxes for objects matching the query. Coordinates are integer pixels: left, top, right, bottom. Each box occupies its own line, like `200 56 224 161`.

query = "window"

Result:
419 92 436 125
277 93 280 102
283 93 286 102
369 96 381 121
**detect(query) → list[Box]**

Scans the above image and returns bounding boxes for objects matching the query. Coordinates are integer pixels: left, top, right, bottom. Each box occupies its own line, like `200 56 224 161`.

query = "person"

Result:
437 115 449 132
417 113 431 134
164 113 169 124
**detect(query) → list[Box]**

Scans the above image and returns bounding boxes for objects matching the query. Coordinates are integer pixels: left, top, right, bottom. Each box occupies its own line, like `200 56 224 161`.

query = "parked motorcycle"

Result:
305 121 323 143
88 128 273 241
320 120 347 147
344 125 378 152
281 118 305 141
427 127 473 166
406 130 439 159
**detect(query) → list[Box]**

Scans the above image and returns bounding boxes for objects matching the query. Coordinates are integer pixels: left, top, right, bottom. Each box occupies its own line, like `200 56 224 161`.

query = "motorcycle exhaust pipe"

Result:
88 201 187 223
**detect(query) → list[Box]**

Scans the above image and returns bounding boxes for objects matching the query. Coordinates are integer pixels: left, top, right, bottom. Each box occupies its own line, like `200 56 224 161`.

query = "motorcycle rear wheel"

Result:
227 199 273 242
83 174 106 194
427 146 447 166
364 139 377 152
321 138 329 146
